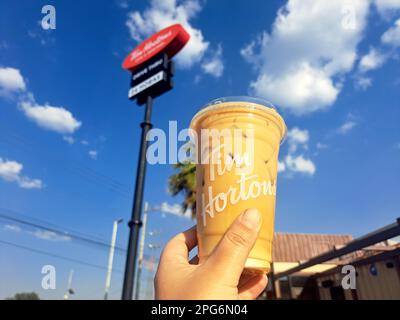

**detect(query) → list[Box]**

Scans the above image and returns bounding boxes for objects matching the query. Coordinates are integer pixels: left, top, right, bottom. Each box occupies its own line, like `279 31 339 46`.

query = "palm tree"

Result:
168 162 196 218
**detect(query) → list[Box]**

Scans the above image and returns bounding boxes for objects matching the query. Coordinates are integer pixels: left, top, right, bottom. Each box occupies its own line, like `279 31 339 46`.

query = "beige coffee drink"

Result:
190 97 286 274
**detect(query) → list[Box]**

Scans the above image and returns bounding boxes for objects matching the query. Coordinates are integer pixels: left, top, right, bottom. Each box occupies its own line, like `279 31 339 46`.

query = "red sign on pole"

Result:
122 24 190 72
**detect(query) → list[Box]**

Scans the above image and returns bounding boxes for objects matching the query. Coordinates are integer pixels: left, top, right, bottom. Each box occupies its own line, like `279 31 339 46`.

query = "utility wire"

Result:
0 207 108 243
0 131 132 199
0 239 123 273
0 211 128 254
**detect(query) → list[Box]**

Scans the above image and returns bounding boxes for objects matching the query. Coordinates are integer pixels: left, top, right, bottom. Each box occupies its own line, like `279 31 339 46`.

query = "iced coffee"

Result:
190 96 286 273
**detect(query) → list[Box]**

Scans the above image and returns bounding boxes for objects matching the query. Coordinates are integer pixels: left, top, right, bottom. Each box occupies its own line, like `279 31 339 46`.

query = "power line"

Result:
0 131 133 200
68 166 131 199
0 239 123 273
0 207 108 243
0 131 130 207
0 210 128 254
70 165 131 194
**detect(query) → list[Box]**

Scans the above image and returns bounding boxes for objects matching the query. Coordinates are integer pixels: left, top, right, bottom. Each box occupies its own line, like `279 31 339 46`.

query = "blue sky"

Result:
1 0 400 299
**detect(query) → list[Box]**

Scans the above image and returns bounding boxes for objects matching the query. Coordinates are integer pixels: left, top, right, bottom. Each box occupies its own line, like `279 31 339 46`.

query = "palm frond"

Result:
168 162 197 218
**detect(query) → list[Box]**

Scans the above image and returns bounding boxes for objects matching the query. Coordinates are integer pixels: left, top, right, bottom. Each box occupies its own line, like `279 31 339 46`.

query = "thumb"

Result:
206 208 261 283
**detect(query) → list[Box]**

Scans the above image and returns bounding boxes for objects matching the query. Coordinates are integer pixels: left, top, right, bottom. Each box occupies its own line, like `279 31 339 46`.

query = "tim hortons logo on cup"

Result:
201 174 276 227
199 130 277 227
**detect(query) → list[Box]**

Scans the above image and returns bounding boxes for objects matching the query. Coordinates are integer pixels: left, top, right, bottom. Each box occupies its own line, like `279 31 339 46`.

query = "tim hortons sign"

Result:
122 24 190 72
122 24 189 103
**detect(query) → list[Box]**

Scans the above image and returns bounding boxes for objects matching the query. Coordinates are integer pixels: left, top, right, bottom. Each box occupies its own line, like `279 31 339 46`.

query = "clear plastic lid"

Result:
190 96 287 143
203 96 275 109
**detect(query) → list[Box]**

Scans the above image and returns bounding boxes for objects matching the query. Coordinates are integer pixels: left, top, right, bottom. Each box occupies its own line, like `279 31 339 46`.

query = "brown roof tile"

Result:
272 233 353 262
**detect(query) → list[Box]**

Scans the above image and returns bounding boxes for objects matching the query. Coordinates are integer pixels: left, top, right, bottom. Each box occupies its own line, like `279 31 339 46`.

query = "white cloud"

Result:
381 18 400 47
241 0 369 115
0 67 81 136
240 37 261 67
88 150 98 160
18 177 43 189
287 127 309 153
240 43 254 60
157 202 192 219
279 126 317 176
126 0 209 68
0 67 82 136
287 127 309 145
193 74 202 84
0 67 26 96
354 76 373 90
2 223 70 241
354 26 398 89
374 0 400 15
337 120 357 134
0 157 43 189
27 30 55 47
81 140 89 145
117 0 129 9
279 127 317 176
201 44 224 78
0 158 21 181
285 154 316 175
359 48 387 72
316 142 328 150
63 136 75 144
4 224 22 232
278 160 286 173
30 230 71 241
20 101 82 134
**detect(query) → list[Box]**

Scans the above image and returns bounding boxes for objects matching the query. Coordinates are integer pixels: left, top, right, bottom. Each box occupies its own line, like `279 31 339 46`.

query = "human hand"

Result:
154 208 268 300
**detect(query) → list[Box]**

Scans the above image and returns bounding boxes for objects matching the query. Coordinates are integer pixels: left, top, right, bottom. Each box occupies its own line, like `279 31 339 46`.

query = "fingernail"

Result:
241 209 261 230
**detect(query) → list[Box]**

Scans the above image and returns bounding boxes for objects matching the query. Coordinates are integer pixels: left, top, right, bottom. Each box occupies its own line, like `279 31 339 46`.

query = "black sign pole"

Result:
122 95 153 300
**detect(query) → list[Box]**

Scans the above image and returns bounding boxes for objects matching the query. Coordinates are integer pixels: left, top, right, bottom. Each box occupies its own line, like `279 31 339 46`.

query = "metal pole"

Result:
104 219 122 300
287 276 293 300
122 95 153 300
134 203 148 300
63 269 74 300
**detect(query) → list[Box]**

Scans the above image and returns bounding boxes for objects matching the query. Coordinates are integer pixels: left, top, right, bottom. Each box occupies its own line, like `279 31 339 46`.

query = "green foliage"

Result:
6 292 40 300
168 162 196 218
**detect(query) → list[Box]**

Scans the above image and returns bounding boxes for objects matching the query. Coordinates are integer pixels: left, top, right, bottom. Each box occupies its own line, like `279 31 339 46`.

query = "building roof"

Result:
311 247 400 279
272 232 353 263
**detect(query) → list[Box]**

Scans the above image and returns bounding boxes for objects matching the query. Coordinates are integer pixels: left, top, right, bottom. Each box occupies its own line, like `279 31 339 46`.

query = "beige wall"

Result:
317 258 400 300
273 262 337 275
356 260 400 300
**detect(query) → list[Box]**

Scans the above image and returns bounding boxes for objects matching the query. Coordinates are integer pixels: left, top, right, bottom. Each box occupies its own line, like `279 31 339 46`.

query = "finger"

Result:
206 209 261 283
161 225 197 263
238 272 258 288
189 255 199 265
238 274 268 300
